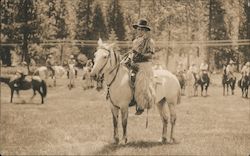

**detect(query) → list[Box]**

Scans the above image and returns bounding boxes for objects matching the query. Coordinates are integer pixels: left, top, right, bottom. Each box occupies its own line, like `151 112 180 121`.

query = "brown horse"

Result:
238 75 250 98
0 76 47 104
222 69 236 96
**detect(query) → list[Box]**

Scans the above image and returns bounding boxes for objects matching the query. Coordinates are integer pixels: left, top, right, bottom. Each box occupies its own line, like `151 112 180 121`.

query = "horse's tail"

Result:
41 80 47 97
238 79 242 88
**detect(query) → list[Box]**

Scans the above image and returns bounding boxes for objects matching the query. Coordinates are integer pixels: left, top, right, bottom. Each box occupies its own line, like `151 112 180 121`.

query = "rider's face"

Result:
136 27 146 37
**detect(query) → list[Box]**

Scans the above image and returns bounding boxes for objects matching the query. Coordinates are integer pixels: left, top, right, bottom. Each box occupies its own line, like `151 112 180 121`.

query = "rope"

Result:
146 109 149 128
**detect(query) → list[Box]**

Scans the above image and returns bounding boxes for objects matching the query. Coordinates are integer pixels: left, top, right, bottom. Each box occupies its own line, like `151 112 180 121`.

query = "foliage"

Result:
1 0 250 69
107 0 126 41
92 3 108 40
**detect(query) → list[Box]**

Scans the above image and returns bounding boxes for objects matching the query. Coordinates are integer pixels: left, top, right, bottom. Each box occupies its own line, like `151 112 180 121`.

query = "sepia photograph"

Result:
0 0 250 155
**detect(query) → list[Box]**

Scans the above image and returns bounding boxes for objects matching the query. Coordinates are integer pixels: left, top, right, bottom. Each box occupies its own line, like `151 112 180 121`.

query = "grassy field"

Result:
0 74 250 155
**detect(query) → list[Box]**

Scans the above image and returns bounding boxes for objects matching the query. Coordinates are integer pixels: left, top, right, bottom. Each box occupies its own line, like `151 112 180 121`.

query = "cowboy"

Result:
241 62 250 77
189 62 199 80
46 54 55 77
128 18 155 115
67 55 76 66
199 60 209 82
226 60 235 80
176 62 185 74
13 62 28 88
67 55 77 87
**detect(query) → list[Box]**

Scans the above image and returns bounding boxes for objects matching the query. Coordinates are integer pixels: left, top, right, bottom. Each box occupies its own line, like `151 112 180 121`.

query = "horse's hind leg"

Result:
37 89 44 104
31 89 36 100
168 102 178 144
120 108 128 144
111 105 119 144
200 85 204 96
157 99 168 143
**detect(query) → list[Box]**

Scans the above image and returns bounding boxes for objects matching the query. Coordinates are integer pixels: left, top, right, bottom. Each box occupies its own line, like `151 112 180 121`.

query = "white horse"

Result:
82 66 94 90
33 66 66 86
90 39 181 144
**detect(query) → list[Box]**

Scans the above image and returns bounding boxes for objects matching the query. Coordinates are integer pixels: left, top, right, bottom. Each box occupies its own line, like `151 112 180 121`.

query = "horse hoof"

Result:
113 138 119 145
161 137 167 144
120 138 127 145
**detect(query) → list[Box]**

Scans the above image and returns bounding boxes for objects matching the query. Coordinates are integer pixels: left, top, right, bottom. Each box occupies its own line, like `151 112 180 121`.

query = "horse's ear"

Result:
98 38 103 46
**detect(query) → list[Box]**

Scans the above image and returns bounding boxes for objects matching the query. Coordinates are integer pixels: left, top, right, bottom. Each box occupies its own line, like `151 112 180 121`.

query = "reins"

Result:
98 47 121 108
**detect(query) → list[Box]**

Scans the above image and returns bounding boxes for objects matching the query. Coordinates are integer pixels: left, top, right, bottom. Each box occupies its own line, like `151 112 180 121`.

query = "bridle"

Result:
95 47 120 103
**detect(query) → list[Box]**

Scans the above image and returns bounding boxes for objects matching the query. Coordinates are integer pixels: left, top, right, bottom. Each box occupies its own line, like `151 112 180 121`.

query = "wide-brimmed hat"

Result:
133 19 151 31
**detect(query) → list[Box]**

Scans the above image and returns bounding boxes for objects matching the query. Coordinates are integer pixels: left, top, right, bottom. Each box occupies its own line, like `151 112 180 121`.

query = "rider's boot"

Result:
135 106 144 115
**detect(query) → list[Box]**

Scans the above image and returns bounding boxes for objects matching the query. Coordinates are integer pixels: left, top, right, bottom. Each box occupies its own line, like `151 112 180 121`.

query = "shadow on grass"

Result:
94 140 169 155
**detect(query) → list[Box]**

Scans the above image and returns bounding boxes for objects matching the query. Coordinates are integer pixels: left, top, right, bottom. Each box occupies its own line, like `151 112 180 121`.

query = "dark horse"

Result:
196 72 210 96
238 75 250 98
0 76 47 104
176 71 186 95
222 69 236 96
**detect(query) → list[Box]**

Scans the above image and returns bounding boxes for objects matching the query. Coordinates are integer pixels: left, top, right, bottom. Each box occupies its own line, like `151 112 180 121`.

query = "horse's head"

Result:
90 38 118 80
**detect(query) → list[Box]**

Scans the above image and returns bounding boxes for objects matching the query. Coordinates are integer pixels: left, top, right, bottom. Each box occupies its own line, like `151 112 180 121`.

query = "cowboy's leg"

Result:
134 63 153 114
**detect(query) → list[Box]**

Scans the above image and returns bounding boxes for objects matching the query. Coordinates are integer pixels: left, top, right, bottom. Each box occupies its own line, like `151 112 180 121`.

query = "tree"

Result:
108 29 120 52
76 0 95 58
0 0 19 66
107 0 126 41
208 0 230 68
92 3 108 40
16 0 39 69
54 0 68 39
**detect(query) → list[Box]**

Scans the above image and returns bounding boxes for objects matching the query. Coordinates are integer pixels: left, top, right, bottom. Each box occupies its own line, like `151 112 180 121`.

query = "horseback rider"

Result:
127 18 155 115
199 60 209 82
176 62 185 74
189 62 199 80
86 59 93 71
46 54 55 77
241 62 250 77
67 55 76 67
13 62 28 88
226 60 235 81
67 55 77 86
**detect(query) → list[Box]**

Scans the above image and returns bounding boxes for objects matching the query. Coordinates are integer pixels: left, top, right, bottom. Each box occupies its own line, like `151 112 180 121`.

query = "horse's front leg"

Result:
30 89 36 101
205 84 208 96
157 100 168 143
200 85 204 96
226 84 229 95
111 105 119 144
53 76 56 87
242 87 244 97
231 84 234 95
120 107 128 144
10 89 14 103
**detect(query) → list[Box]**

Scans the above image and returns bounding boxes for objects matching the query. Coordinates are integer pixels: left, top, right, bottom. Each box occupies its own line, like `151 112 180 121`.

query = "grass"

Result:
0 73 250 155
